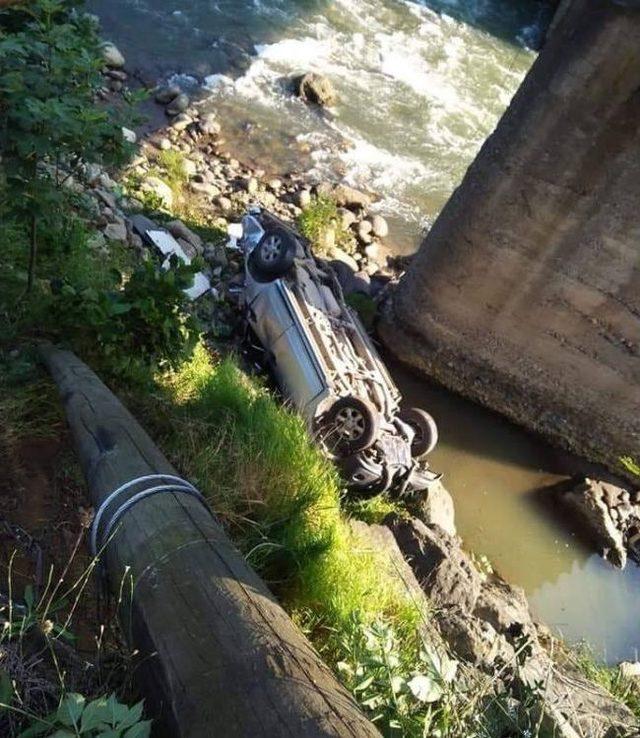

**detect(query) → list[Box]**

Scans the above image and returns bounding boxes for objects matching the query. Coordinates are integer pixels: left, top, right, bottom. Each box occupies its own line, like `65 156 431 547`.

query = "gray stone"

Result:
166 93 189 116
204 243 228 269
438 611 514 668
155 85 180 105
473 578 532 637
388 516 482 612
414 480 456 536
332 184 373 209
364 242 380 261
166 220 202 252
198 113 221 135
328 247 358 272
338 208 356 229
122 127 137 144
217 196 233 212
190 181 220 198
103 222 127 242
561 478 627 567
371 214 389 238
101 42 125 69
158 138 172 151
297 189 312 209
170 114 193 132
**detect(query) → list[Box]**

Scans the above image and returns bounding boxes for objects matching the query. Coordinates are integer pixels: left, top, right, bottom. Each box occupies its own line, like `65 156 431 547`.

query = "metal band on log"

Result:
40 345 379 738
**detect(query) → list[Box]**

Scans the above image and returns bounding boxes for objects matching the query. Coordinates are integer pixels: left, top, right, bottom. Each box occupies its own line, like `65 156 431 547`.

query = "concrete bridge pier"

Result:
381 0 640 474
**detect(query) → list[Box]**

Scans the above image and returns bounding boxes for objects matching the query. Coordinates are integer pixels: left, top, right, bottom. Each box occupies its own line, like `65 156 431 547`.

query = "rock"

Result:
155 85 180 105
190 181 220 198
204 243 228 269
329 261 371 297
297 189 312 209
101 42 125 69
170 114 193 132
109 79 124 92
338 208 356 229
105 69 127 82
332 184 373 209
561 478 627 567
95 188 117 210
244 177 259 195
473 578 533 638
268 178 282 191
364 243 380 261
87 232 106 251
199 113 221 136
182 158 197 177
328 247 358 272
166 93 189 116
371 214 389 238
619 661 640 679
438 610 514 668
358 220 373 236
294 72 338 107
412 480 456 536
122 127 137 144
176 237 199 261
166 220 202 252
217 196 233 212
141 177 173 210
83 163 103 185
158 138 172 151
388 516 482 612
103 222 127 242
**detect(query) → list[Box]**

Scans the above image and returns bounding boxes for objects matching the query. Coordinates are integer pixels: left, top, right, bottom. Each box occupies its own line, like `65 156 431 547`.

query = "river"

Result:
89 0 639 662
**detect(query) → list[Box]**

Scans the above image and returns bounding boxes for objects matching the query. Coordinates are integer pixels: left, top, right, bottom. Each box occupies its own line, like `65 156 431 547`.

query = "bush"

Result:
297 195 355 254
0 0 134 289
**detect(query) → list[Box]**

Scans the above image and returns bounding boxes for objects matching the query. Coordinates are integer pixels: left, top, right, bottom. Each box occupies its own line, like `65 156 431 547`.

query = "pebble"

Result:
158 138 172 151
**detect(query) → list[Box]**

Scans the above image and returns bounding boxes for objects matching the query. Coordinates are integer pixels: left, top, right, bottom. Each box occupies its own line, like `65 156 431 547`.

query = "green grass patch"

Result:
297 195 356 255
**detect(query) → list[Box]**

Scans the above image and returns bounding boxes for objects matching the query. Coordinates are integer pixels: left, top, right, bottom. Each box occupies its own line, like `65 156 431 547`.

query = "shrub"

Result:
0 0 134 289
297 195 355 254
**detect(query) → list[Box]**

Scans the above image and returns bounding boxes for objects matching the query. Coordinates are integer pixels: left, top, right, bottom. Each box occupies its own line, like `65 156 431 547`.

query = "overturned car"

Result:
239 208 439 496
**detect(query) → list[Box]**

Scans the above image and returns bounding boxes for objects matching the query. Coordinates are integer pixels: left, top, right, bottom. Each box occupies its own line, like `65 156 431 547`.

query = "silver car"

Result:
239 208 439 496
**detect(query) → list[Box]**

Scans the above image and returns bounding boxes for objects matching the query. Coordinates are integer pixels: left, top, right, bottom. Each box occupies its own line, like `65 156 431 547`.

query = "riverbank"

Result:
1 14 638 736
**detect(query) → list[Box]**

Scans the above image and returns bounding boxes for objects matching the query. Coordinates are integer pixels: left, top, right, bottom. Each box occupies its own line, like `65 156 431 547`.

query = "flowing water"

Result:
90 0 639 661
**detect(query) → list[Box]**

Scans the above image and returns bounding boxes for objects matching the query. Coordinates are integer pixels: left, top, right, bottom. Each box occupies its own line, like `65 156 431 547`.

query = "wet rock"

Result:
332 184 373 210
141 177 173 210
388 516 482 612
166 220 202 252
294 72 338 107
166 93 189 116
101 42 125 68
155 85 180 105
371 214 389 238
560 478 628 567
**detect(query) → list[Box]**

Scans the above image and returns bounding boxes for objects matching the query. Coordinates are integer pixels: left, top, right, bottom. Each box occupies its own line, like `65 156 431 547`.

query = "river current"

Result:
89 0 639 662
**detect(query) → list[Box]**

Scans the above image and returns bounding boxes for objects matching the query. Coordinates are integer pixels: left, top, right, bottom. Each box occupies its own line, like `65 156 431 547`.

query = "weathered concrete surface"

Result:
381 0 640 476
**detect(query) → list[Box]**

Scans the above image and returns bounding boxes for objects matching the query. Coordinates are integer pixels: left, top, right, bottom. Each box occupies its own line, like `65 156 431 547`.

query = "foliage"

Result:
50 257 200 376
621 456 640 477
0 0 133 287
345 495 404 526
573 645 640 720
16 693 151 738
333 616 458 736
297 195 355 254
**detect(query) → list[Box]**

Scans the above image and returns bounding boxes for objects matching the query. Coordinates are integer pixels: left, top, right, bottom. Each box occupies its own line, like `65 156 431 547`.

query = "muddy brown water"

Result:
389 358 640 665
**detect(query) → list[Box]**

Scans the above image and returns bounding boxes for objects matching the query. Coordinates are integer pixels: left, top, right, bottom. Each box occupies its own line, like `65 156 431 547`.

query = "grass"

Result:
297 194 356 255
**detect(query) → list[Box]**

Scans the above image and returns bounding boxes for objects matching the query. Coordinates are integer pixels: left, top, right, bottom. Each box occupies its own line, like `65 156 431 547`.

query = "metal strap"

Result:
90 474 208 556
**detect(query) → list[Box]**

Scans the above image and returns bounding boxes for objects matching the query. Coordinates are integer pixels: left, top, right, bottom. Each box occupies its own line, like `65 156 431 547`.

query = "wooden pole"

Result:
40 345 379 738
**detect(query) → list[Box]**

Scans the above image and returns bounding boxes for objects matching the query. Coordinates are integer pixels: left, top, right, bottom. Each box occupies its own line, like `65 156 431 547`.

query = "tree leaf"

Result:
56 693 85 727
123 720 152 738
406 674 443 703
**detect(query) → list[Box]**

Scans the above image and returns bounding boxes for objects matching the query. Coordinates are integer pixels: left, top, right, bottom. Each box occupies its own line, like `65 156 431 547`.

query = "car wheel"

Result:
249 227 296 279
321 396 380 455
400 407 438 458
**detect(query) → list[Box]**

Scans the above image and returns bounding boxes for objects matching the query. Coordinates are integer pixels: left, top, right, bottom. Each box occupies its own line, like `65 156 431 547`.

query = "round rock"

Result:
101 42 125 69
371 214 389 238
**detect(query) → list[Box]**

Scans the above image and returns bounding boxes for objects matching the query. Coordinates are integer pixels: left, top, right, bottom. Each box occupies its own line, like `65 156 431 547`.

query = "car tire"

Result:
249 227 297 279
400 407 438 458
321 396 380 456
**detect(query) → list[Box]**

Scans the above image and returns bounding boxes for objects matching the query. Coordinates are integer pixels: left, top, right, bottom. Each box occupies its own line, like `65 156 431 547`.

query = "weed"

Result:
345 496 405 526
297 195 356 254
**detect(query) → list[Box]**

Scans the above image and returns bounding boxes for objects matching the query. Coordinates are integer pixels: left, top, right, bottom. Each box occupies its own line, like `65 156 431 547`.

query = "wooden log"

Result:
40 344 379 738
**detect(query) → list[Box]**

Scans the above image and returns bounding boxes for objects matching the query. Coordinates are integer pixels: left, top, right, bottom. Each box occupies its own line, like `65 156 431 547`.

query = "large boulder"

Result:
166 220 203 253
331 184 373 210
473 578 533 638
294 73 338 107
560 478 629 568
409 480 456 536
438 610 514 669
387 516 481 612
101 42 125 69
